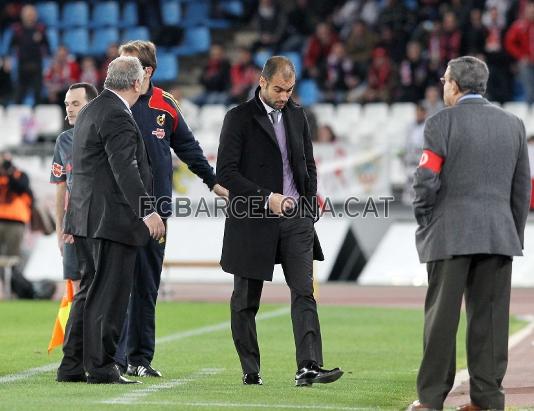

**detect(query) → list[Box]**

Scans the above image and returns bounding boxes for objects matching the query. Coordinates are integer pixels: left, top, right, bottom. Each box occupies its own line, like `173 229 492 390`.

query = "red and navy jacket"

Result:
131 83 216 217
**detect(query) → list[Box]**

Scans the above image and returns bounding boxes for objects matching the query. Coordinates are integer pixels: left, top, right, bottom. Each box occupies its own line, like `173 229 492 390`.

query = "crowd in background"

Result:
2 0 534 107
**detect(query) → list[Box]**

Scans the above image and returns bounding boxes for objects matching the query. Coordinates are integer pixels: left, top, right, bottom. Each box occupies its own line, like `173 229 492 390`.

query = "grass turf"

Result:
0 301 526 411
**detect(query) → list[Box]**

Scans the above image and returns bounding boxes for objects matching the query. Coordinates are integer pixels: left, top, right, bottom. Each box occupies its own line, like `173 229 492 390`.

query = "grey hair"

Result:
447 56 489 95
104 56 144 91
261 56 296 81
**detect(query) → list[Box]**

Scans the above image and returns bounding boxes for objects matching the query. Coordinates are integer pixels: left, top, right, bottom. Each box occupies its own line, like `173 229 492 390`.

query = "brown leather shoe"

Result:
407 400 441 411
456 404 482 411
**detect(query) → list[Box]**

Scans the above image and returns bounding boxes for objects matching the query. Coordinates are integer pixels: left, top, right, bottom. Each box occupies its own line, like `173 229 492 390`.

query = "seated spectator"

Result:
358 47 396 104
280 0 316 52
438 11 462 65
505 1 534 104
251 0 287 52
484 6 514 103
99 43 119 88
195 44 231 106
376 24 406 64
402 103 427 204
44 45 80 104
422 85 444 116
303 22 339 80
229 47 259 104
316 125 337 144
79 56 100 87
462 9 487 55
0 57 13 106
377 0 415 35
345 20 377 75
397 41 429 102
320 43 364 104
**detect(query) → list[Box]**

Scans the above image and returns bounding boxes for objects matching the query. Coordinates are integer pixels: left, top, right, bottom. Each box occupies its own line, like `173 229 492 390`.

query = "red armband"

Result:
418 149 444 173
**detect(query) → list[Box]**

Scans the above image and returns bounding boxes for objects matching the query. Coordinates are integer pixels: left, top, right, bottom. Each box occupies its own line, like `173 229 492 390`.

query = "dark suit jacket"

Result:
65 89 154 247
413 97 531 263
217 87 324 281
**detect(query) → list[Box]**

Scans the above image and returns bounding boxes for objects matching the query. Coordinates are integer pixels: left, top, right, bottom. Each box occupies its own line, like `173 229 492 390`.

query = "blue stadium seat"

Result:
46 28 59 54
254 50 272 69
0 28 13 56
152 53 179 83
122 2 138 27
61 2 89 28
298 79 320 106
36 2 59 27
91 1 120 28
91 28 119 55
173 26 210 56
62 28 89 55
183 1 209 26
161 0 182 26
122 27 150 42
220 0 244 17
282 51 302 79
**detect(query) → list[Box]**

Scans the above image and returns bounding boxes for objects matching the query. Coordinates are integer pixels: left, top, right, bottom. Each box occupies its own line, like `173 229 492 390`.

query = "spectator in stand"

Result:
376 24 406 64
439 12 463 65
0 2 22 28
377 0 415 36
484 6 514 102
316 125 337 144
280 0 316 52
482 0 509 28
229 47 259 104
397 41 429 102
0 57 13 106
402 103 427 204
195 44 231 105
44 45 81 104
462 9 488 55
320 43 363 104
422 84 444 116
332 0 380 37
303 22 339 80
359 47 396 104
99 43 119 87
449 0 476 29
79 57 100 87
505 1 534 104
251 0 287 52
345 20 378 75
9 4 49 105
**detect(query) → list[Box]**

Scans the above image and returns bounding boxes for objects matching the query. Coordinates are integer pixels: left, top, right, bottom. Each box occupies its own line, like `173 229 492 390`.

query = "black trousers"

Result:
230 216 323 374
417 255 512 410
58 237 137 380
115 234 166 368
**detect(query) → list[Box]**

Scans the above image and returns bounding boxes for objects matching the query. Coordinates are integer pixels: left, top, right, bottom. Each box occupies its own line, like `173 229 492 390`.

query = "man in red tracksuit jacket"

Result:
115 41 228 377
505 1 534 104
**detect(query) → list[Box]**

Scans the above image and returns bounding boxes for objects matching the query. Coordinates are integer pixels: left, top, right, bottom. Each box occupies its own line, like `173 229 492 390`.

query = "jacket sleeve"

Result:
413 114 446 226
302 110 320 219
170 109 216 190
216 109 270 202
102 111 153 219
511 118 531 248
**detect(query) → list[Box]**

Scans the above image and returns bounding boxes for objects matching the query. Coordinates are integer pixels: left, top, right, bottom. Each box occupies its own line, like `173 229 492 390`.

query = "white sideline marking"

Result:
155 307 290 344
451 315 534 391
100 368 224 405
102 401 371 410
0 363 59 384
0 307 289 384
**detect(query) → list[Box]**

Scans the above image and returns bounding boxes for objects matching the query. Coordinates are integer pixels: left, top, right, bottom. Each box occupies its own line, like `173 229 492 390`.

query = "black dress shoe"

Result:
57 372 87 383
242 373 263 385
127 363 162 377
295 363 343 386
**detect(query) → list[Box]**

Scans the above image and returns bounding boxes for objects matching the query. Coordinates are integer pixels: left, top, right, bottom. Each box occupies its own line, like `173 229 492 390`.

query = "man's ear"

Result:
259 75 266 89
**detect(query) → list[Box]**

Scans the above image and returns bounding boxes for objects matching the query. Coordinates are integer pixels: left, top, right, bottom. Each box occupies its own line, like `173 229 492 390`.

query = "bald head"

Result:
261 56 296 82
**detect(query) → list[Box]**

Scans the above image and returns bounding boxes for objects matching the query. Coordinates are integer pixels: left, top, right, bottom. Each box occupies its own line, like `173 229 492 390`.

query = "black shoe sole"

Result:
295 369 344 387
57 374 87 383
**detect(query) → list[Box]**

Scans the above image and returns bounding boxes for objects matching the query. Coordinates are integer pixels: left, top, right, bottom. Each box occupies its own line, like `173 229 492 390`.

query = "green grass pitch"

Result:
0 300 525 411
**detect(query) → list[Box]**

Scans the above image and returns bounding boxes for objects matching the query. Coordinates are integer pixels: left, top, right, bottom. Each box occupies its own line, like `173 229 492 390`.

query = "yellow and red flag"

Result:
47 280 74 354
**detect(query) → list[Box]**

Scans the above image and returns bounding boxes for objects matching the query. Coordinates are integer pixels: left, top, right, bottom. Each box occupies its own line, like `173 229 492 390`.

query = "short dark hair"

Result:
68 82 98 102
261 56 296 81
447 56 489 95
119 40 157 75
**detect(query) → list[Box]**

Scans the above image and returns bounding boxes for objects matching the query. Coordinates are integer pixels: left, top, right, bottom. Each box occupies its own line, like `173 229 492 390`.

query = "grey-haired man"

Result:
408 56 530 411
